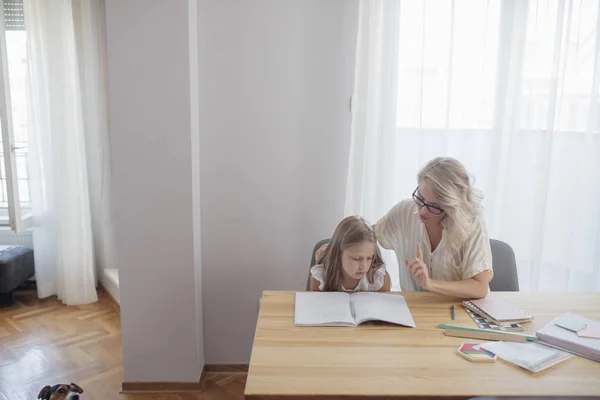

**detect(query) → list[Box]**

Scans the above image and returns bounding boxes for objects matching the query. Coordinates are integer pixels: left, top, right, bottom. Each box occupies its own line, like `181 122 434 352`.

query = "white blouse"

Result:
374 199 493 292
310 264 387 292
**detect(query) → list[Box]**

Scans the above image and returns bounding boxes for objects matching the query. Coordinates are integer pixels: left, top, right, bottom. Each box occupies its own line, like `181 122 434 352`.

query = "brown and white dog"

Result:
37 383 83 400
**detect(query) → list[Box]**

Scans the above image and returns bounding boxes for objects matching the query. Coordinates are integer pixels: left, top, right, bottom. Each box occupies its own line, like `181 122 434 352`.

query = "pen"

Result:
451 305 455 320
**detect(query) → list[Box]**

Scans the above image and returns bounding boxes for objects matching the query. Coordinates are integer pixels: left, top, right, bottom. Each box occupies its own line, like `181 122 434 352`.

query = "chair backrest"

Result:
489 239 519 292
306 238 519 291
307 238 331 290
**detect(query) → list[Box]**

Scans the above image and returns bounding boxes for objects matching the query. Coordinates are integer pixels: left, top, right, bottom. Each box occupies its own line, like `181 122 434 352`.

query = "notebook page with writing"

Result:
351 292 416 327
294 292 354 327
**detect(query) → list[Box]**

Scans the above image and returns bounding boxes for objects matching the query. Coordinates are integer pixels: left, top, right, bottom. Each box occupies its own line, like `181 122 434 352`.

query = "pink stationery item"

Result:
578 326 600 339
536 313 600 363
464 298 533 324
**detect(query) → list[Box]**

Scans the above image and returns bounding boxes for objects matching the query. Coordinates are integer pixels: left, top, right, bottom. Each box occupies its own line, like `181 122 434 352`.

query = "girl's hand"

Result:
405 242 432 291
315 243 328 264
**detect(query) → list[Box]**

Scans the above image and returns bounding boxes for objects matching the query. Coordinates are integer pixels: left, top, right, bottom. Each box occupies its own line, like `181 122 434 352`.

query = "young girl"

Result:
310 216 391 292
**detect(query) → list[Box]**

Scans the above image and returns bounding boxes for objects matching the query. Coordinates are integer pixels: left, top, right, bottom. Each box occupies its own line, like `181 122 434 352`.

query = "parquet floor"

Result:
0 288 246 399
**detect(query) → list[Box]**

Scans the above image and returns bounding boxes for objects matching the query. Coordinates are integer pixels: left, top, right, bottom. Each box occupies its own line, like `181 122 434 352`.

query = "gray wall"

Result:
105 0 203 381
106 0 359 377
198 0 358 363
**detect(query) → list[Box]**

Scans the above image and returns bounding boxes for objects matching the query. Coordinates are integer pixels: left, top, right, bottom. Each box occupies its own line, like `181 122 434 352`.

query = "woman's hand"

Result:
406 242 490 299
314 243 328 264
405 242 432 291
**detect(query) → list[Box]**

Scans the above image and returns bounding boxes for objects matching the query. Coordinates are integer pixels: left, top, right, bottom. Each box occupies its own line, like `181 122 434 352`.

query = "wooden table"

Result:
244 291 600 399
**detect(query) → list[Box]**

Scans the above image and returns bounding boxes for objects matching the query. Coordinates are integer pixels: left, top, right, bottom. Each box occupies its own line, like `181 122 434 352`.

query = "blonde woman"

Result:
316 157 492 299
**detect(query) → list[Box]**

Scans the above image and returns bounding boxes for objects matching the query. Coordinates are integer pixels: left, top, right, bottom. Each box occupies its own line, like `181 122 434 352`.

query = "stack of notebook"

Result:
463 298 533 326
481 341 573 373
536 313 600 362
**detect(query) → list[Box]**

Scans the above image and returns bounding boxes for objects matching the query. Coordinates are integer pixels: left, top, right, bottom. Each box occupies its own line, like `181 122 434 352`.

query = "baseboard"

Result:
121 364 248 393
100 269 120 305
204 363 249 373
121 381 204 393
98 282 120 314
199 364 208 387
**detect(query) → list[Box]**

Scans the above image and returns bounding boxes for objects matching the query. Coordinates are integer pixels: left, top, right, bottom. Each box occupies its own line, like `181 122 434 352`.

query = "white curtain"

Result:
24 0 109 304
347 0 600 292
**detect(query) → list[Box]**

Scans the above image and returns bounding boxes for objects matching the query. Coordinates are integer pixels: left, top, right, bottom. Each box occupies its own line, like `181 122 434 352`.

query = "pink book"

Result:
536 314 600 363
464 298 533 323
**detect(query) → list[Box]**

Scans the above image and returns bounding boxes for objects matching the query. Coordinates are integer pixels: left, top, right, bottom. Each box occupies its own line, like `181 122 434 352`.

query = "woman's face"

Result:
415 182 445 225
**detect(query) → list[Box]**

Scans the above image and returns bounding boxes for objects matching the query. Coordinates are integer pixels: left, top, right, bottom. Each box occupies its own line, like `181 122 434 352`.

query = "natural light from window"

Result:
0 29 29 214
396 0 600 133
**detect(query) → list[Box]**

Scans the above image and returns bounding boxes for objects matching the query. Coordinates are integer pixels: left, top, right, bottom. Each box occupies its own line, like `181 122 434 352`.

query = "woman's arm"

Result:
314 244 328 264
428 271 490 299
407 243 490 299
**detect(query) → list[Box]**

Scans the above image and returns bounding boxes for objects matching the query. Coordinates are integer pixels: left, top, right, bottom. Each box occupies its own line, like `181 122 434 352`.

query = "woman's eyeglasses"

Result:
412 187 444 215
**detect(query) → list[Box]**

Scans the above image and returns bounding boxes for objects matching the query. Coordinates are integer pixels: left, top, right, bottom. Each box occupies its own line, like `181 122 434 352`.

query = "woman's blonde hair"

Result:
321 216 384 291
417 157 483 255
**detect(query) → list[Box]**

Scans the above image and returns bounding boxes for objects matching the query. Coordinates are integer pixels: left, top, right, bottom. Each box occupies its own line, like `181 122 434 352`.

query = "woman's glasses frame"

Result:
412 187 444 215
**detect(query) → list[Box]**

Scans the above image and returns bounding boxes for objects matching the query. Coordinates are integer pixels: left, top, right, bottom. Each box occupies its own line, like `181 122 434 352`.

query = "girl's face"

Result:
341 241 376 280
415 182 445 225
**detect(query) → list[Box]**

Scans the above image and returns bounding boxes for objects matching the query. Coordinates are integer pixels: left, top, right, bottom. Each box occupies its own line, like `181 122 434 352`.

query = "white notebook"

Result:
294 292 416 328
482 341 573 373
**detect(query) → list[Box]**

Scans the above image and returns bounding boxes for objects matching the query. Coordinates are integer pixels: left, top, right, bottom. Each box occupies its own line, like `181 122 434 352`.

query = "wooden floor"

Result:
0 288 246 400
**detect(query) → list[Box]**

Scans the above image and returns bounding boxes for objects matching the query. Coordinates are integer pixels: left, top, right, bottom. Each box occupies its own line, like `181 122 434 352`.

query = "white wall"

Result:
105 0 203 381
198 0 359 363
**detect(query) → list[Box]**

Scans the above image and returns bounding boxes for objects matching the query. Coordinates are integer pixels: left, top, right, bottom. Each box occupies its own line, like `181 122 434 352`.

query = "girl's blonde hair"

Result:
321 216 384 291
417 157 483 255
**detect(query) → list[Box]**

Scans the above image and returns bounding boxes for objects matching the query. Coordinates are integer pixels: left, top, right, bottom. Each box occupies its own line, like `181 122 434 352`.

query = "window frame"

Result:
0 4 30 232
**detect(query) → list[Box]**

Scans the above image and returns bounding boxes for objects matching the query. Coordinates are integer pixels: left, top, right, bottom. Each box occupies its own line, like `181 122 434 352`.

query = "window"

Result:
520 0 600 132
395 0 600 134
396 0 501 130
0 0 31 232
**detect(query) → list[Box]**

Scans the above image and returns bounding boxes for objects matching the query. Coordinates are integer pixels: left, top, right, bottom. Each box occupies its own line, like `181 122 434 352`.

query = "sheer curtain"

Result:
24 0 109 304
347 0 600 292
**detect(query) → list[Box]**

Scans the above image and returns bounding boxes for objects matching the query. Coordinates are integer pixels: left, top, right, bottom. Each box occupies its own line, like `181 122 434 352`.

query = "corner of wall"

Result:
189 0 205 370
100 268 120 304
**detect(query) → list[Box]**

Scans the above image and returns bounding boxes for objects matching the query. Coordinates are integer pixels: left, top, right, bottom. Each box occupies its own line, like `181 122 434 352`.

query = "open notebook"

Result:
294 292 416 327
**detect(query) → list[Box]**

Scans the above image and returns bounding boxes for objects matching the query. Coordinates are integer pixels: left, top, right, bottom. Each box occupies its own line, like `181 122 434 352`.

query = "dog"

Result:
37 383 83 400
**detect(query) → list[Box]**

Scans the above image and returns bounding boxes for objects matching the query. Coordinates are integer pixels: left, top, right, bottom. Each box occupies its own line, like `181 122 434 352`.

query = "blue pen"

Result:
451 305 455 320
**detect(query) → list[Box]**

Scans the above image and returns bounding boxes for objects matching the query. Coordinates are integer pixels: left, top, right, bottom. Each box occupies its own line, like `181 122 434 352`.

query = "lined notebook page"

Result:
294 292 354 327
